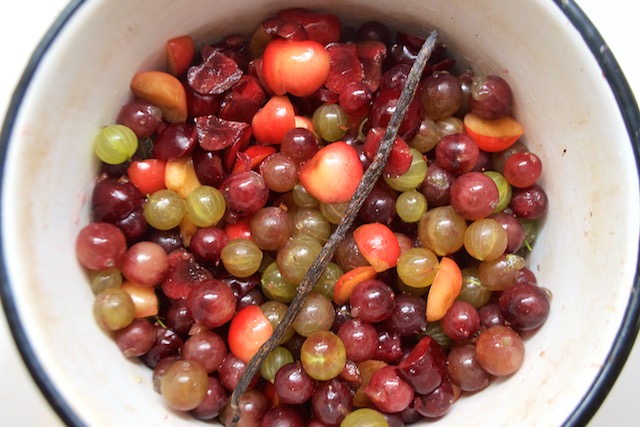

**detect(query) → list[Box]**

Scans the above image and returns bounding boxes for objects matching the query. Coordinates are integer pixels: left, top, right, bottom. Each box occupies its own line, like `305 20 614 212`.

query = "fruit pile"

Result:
75 7 550 426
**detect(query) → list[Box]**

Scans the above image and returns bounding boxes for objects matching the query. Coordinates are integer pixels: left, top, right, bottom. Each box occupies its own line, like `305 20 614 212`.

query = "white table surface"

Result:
1 1 639 426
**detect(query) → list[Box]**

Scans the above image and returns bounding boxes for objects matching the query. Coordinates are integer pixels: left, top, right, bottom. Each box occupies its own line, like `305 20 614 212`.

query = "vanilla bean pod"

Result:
230 29 439 425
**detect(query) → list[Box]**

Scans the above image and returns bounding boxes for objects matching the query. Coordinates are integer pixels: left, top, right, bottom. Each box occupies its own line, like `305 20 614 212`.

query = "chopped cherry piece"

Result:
130 71 188 123
161 248 213 300
298 141 363 204
356 40 387 93
195 115 251 151
266 18 309 41
397 336 447 395
325 43 364 94
276 8 341 45
352 223 401 272
224 214 252 240
192 146 225 187
463 112 524 153
228 305 273 363
218 75 267 123
187 50 243 95
368 88 423 141
184 82 221 117
231 145 277 173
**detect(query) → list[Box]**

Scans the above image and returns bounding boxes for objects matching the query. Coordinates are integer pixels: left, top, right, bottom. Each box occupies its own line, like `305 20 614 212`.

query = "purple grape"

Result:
311 379 352 425
262 406 306 427
382 293 427 337
440 300 480 340
350 279 396 323
468 74 513 119
337 319 378 362
499 281 550 331
447 344 490 392
116 98 162 139
509 184 548 219
190 376 228 420
274 362 315 405
421 162 456 208
413 377 454 418
91 178 143 223
114 318 155 357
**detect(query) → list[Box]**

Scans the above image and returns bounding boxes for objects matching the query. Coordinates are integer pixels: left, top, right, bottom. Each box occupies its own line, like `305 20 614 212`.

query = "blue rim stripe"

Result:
0 1 639 426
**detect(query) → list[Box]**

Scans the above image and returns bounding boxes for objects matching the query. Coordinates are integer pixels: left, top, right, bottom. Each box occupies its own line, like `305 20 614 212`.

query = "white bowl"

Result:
1 0 639 426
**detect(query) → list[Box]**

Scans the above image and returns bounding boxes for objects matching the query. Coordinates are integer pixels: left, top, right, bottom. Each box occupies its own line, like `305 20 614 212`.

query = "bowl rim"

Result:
552 2 640 424
1 0 639 426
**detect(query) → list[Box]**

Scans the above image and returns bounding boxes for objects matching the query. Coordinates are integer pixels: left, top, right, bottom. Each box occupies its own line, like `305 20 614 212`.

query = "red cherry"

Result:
251 95 296 145
298 141 363 204
224 215 253 241
261 38 330 97
352 222 401 272
228 305 273 363
166 35 195 76
127 159 166 196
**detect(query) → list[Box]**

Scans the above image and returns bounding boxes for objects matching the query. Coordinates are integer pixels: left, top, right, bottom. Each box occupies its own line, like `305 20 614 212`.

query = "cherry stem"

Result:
229 29 439 425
